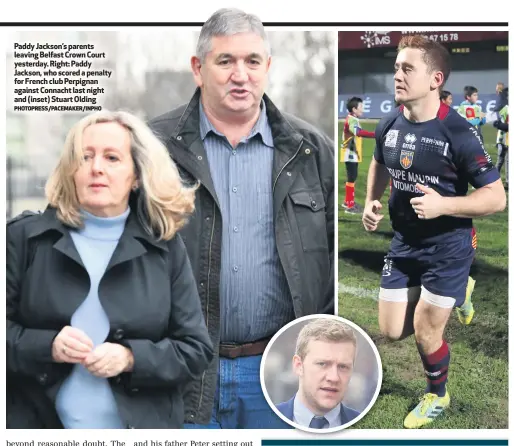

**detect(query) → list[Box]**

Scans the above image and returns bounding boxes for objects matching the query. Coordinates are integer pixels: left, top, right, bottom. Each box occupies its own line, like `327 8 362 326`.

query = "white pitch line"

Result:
338 282 379 301
339 282 509 327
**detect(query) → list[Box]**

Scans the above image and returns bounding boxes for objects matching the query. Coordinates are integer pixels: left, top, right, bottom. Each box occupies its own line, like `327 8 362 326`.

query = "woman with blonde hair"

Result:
7 110 213 429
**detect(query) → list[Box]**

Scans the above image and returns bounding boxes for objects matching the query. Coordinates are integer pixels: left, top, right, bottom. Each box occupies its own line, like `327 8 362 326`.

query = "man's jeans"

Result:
184 355 291 429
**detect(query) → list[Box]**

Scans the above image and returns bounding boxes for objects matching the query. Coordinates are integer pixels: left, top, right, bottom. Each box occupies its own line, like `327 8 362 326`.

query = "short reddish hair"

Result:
398 35 452 89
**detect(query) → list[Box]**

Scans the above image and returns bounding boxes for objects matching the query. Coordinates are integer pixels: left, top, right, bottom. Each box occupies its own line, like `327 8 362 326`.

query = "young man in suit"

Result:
276 319 360 429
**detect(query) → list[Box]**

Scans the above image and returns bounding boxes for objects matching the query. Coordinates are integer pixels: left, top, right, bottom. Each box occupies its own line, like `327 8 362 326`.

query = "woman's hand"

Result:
83 342 134 378
52 326 94 363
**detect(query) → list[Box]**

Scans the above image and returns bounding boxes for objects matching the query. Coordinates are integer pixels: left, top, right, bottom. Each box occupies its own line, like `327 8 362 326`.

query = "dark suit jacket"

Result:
276 396 360 427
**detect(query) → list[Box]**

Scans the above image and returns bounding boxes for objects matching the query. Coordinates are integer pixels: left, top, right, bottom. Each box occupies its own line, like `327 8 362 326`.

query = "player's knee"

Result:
413 323 437 348
378 320 405 341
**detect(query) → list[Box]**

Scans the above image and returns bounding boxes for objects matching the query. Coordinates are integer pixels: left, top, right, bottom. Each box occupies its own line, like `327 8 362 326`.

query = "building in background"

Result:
6 30 335 218
338 30 508 119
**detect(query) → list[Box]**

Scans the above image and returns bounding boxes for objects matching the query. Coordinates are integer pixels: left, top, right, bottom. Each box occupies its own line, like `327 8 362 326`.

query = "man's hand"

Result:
362 200 384 231
83 343 134 378
52 326 94 364
410 184 447 220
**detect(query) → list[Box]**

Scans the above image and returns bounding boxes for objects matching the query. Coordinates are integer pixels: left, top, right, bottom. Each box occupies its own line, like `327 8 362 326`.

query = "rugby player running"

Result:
362 35 506 428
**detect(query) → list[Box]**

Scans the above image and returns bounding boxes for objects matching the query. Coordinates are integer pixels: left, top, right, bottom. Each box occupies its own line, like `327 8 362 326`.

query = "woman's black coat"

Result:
6 205 214 429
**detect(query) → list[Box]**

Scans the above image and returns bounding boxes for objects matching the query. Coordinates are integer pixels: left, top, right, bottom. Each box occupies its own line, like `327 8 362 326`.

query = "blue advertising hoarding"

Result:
338 94 501 119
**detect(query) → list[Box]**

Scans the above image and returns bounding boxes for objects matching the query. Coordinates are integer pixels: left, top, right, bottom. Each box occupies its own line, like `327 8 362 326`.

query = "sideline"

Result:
338 281 379 301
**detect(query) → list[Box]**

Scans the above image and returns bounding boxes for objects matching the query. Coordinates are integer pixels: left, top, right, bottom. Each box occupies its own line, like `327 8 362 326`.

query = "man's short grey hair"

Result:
196 8 271 62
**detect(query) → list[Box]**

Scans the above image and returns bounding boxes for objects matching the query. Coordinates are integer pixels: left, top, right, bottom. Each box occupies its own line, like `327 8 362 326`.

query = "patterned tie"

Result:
309 416 329 429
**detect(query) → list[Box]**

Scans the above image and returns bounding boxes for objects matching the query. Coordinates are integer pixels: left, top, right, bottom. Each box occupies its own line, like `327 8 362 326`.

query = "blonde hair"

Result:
45 110 198 241
295 319 357 360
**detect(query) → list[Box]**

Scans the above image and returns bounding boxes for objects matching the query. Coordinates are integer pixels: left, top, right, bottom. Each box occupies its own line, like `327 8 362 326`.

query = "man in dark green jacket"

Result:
149 7 334 428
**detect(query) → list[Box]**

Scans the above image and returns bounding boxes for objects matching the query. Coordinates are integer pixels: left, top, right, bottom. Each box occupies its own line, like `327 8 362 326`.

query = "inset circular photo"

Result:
260 314 382 433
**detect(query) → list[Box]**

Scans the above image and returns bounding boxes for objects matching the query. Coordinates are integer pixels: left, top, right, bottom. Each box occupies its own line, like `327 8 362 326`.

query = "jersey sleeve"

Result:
347 116 375 138
452 124 501 188
373 119 386 164
356 128 376 138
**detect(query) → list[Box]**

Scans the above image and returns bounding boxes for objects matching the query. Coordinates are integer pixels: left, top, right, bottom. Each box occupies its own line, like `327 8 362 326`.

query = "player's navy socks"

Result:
345 182 355 206
417 340 450 397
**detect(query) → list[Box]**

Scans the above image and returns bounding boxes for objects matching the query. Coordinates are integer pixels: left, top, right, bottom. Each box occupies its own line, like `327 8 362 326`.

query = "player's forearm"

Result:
366 158 390 203
441 181 506 218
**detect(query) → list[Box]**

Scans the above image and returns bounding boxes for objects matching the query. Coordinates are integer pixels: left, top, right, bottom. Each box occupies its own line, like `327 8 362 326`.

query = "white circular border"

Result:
259 314 383 434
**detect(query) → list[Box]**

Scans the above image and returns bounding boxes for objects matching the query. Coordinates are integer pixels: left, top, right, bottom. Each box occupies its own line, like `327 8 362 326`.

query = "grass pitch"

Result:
338 121 508 429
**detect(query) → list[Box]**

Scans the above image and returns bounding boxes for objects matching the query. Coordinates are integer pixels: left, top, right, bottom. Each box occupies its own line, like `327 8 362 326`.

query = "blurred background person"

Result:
495 82 507 111
440 90 453 107
7 110 213 429
458 85 487 143
341 96 375 215
494 97 509 190
494 85 509 189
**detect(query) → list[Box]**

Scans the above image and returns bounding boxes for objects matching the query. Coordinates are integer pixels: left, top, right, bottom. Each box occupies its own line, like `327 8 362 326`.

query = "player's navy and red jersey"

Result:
374 102 500 242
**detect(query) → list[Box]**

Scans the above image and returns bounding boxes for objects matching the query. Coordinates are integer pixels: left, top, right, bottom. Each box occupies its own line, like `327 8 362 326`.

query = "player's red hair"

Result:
398 35 452 91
